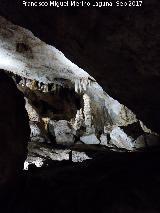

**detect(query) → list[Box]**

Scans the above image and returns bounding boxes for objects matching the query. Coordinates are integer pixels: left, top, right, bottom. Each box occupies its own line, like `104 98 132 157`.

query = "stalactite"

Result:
74 78 91 94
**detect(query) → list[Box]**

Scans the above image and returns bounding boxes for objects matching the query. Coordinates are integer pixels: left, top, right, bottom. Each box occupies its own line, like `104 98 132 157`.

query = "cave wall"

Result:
0 70 30 187
0 14 159 151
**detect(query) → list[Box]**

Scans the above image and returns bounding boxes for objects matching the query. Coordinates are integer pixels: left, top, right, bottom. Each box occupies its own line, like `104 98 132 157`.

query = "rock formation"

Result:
0 1 159 132
0 3 160 212
0 16 159 159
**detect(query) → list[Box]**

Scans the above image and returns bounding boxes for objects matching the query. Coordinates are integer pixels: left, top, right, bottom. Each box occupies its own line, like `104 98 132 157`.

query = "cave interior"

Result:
0 1 160 212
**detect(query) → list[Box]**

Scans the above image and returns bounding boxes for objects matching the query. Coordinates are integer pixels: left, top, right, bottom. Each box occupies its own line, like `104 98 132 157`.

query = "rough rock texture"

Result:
0 14 113 139
25 141 92 170
0 15 159 150
25 142 70 170
49 120 76 145
30 121 46 143
19 81 82 121
0 70 30 187
17 79 82 143
0 15 146 149
0 1 159 133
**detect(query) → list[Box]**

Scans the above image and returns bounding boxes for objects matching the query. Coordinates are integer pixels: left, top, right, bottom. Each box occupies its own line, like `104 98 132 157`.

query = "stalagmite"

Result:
74 108 84 130
25 98 40 122
83 94 92 134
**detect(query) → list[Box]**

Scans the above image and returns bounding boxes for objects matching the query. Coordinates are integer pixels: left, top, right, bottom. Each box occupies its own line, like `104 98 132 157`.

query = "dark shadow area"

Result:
0 70 30 212
4 150 160 213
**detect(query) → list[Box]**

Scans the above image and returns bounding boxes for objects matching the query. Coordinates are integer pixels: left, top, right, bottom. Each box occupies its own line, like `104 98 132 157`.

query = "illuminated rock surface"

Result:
0 16 159 152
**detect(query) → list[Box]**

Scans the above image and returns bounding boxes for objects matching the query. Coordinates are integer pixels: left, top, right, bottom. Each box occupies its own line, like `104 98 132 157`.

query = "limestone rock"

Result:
0 16 158 151
72 151 92 162
25 142 71 170
0 16 141 141
25 98 40 122
109 123 160 151
134 134 160 150
30 122 46 143
110 127 134 150
100 134 108 146
80 134 100 145
49 120 75 145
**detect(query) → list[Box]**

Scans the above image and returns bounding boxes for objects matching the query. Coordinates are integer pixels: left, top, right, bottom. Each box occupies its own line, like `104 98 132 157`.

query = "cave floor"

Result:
4 150 160 213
